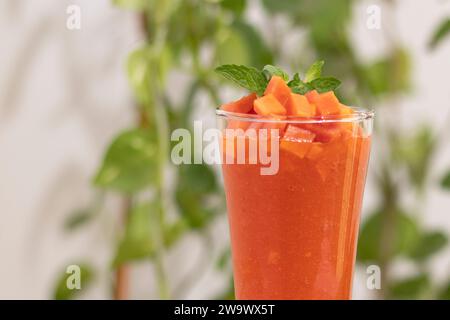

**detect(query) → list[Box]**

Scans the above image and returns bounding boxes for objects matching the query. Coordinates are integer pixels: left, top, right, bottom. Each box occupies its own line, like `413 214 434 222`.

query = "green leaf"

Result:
291 81 314 95
441 170 450 189
261 0 300 13
112 202 158 267
94 128 159 194
231 20 273 69
127 45 171 106
220 0 246 16
309 77 341 93
288 73 314 94
304 60 324 82
388 274 430 299
217 28 251 67
217 20 273 68
263 65 289 81
175 164 219 229
364 48 411 96
64 209 94 231
112 0 148 10
163 218 188 247
53 264 94 300
357 209 420 263
392 126 435 191
287 73 301 88
429 18 450 50
127 46 153 106
409 231 448 261
215 64 268 96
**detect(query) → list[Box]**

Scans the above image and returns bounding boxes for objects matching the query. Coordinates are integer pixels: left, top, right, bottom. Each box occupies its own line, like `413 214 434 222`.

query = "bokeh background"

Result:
1 0 449 299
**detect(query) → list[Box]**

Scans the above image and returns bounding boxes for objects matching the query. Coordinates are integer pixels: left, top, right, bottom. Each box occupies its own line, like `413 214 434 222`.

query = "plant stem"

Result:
141 8 171 299
114 196 132 300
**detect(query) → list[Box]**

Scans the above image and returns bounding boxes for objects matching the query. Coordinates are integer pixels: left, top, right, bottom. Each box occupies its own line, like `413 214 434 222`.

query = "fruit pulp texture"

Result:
221 124 371 300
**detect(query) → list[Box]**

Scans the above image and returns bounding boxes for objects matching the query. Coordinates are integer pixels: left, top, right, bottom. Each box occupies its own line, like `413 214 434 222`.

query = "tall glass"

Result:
217 109 374 300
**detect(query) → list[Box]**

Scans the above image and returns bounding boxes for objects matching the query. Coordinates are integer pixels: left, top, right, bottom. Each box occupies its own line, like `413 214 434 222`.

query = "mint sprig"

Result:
288 61 340 93
304 60 324 82
262 65 289 81
214 64 267 96
309 77 341 93
215 61 341 96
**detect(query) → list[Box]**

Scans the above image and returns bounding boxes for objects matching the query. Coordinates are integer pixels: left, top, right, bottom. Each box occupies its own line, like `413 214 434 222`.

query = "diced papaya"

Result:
313 139 348 181
306 143 323 160
220 93 256 114
227 119 250 131
264 76 291 106
280 126 315 159
287 93 316 117
315 91 341 116
298 123 342 143
280 140 313 159
305 90 320 104
263 121 287 137
283 125 315 142
254 94 287 116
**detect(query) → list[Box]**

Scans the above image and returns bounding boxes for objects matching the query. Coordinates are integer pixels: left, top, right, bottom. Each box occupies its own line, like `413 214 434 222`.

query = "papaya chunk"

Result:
254 94 287 116
227 119 250 131
305 90 320 104
264 76 291 106
283 125 315 142
287 93 316 117
280 126 315 159
221 93 257 114
315 91 341 116
297 123 342 143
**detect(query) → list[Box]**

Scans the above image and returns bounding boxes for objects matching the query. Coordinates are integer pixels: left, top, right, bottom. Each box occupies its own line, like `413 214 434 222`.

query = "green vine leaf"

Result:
357 209 420 263
388 273 430 299
220 0 247 16
441 170 450 189
112 202 159 267
429 18 450 50
409 231 448 261
53 264 94 300
176 164 220 229
94 128 159 194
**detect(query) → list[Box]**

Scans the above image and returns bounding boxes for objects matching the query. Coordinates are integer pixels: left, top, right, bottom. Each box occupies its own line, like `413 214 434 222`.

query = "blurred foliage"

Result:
56 0 450 300
112 201 158 267
53 264 94 300
429 18 450 50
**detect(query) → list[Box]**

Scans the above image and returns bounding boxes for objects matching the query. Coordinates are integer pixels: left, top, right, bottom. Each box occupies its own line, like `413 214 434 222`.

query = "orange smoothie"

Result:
216 70 373 300
221 125 371 299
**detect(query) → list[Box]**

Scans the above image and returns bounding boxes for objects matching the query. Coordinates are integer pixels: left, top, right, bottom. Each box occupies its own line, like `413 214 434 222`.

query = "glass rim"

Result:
216 107 374 124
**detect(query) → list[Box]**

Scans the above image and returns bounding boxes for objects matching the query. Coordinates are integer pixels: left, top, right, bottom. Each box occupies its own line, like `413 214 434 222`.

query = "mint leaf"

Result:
215 64 267 96
310 77 341 93
287 73 301 88
288 73 313 94
304 60 324 82
263 65 289 81
291 81 314 95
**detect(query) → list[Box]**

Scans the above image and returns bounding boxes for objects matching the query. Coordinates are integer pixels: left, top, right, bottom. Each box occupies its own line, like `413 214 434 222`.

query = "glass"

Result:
216 109 374 300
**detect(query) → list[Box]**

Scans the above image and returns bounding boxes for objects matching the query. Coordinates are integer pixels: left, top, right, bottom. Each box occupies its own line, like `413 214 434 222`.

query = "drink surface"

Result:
222 126 371 300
